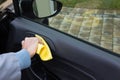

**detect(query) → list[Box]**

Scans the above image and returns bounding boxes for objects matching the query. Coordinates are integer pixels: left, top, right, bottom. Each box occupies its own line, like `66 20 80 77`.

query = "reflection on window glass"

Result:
49 0 120 54
0 0 6 4
0 0 12 11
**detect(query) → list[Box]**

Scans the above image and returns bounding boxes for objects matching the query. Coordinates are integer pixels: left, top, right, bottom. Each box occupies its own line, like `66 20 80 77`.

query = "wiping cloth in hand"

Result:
35 34 53 61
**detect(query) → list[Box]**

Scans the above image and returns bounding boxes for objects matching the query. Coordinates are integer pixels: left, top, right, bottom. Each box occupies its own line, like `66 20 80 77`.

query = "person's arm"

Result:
0 37 40 80
0 51 22 80
16 49 31 70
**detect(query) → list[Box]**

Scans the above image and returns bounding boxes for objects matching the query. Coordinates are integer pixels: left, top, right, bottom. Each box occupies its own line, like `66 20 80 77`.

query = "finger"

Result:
21 40 24 45
38 38 44 45
25 37 29 41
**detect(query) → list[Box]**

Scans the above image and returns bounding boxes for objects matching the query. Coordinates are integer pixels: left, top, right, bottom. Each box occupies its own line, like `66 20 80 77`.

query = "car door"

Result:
5 0 120 80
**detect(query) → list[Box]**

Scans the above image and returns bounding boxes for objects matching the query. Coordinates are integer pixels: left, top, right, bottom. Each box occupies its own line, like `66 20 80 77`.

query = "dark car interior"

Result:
1 13 120 80
0 10 13 53
1 0 120 80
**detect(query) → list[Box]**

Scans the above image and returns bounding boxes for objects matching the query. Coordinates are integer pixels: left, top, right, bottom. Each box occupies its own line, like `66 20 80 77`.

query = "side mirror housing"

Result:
20 0 62 19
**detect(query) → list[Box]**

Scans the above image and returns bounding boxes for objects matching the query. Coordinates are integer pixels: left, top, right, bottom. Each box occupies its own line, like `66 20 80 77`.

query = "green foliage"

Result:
60 0 89 7
102 0 120 9
60 0 120 9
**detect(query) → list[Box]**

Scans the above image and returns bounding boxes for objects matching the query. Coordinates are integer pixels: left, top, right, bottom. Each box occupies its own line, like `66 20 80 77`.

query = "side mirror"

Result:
20 0 62 19
33 0 61 18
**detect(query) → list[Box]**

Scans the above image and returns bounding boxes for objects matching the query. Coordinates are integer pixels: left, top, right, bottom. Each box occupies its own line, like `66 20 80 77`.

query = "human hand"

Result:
22 37 42 58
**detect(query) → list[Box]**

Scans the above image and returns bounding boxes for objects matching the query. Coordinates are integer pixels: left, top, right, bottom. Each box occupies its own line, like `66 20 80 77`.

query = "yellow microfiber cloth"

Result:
35 34 53 61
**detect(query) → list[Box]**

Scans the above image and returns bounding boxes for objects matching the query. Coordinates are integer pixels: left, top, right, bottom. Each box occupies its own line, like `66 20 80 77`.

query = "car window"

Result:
49 0 120 54
0 0 12 11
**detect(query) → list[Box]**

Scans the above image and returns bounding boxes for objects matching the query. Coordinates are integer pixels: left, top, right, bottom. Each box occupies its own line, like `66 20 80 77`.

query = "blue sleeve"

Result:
0 52 21 80
15 49 31 69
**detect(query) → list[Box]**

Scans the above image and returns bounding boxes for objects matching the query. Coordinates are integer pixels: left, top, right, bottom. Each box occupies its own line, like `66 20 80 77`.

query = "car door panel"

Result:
7 17 120 80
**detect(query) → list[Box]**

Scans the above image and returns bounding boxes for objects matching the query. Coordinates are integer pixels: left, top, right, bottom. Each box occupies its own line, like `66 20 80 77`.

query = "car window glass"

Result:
49 0 120 54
